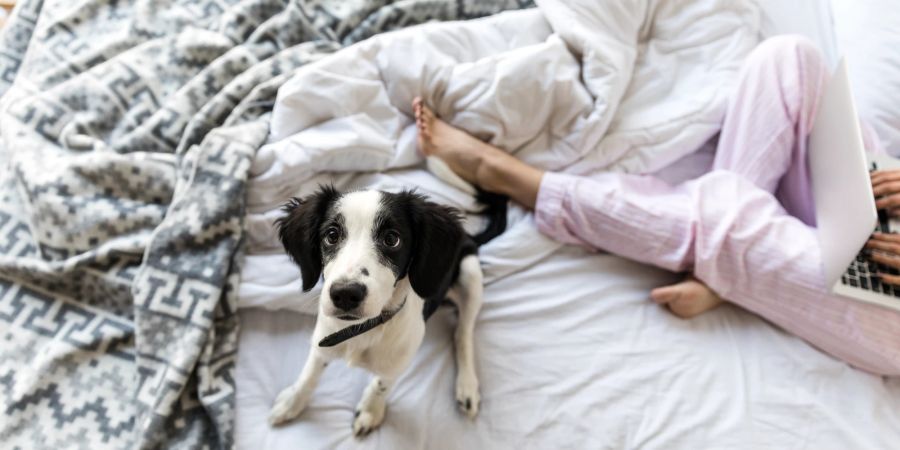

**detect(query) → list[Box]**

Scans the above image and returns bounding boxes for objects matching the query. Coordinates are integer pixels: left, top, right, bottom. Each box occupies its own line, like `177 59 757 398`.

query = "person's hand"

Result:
871 170 900 215
865 232 900 286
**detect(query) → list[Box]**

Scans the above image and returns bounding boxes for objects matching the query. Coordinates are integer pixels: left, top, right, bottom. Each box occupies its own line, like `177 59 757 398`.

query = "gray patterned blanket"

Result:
0 1 529 448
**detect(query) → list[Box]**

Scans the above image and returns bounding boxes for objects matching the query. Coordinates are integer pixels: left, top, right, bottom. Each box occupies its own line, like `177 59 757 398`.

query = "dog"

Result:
268 185 506 437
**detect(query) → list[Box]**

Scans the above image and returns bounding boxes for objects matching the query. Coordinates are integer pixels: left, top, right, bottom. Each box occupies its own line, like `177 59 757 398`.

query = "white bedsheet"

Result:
237 247 900 448
235 1 900 448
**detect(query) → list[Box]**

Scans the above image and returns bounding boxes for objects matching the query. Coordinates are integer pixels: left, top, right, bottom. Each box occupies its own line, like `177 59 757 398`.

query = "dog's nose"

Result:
330 282 367 311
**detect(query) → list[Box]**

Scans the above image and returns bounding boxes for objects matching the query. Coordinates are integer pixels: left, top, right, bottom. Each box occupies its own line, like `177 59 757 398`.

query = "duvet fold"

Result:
242 0 760 313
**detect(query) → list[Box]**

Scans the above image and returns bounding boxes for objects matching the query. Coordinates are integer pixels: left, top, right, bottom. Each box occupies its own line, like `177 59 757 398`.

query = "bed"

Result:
234 1 900 449
1 0 897 448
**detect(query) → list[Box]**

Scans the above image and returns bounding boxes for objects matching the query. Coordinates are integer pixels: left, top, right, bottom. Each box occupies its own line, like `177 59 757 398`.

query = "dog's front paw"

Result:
268 387 309 426
455 372 480 419
352 402 386 438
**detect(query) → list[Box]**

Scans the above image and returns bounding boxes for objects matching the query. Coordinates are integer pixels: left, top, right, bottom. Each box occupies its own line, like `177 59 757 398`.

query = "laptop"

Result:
809 58 900 312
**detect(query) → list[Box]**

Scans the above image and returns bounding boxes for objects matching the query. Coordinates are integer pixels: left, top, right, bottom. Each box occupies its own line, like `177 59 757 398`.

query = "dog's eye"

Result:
323 227 340 246
382 231 401 248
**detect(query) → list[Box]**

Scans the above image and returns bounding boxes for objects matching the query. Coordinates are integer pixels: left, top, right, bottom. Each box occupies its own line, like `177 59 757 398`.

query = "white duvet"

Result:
239 0 759 313
234 0 900 448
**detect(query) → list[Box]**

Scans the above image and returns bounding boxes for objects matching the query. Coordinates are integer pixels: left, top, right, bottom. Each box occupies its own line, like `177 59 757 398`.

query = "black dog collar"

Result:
318 298 407 348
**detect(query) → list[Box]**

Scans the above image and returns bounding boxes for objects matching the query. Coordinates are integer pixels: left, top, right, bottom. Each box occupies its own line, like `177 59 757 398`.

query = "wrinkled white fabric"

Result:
237 247 900 449
235 3 900 449
239 0 759 312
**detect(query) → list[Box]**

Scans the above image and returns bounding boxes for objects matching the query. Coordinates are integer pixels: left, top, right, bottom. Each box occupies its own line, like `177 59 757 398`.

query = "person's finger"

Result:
870 251 900 269
875 194 900 210
876 273 900 287
871 232 900 243
872 180 900 196
865 239 900 254
871 170 900 184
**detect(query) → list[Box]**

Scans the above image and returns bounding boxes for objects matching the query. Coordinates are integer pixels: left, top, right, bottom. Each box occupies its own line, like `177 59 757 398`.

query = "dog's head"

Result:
276 186 465 321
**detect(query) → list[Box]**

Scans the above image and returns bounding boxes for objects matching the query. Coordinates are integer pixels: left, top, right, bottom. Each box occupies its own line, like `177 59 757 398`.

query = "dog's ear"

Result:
405 191 465 299
275 185 340 291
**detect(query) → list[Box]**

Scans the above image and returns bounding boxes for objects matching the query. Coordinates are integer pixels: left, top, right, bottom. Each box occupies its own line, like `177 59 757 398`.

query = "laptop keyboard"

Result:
840 219 900 298
840 162 900 297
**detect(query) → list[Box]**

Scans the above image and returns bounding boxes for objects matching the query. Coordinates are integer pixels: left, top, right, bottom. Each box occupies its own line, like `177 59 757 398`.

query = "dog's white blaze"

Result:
321 190 398 319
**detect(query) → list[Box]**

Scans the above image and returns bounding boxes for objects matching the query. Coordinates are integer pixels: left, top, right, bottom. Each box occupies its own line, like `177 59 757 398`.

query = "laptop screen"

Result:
808 58 877 287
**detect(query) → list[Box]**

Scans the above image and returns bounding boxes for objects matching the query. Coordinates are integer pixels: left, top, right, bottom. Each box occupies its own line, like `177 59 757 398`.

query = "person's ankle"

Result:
472 150 543 208
476 151 506 193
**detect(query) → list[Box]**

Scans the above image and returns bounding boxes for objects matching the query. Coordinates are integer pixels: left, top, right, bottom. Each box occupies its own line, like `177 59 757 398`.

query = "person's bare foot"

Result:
413 97 506 190
650 275 723 319
412 97 545 208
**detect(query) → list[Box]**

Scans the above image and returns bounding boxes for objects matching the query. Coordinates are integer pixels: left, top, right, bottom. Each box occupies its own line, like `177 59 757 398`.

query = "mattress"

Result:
235 2 900 449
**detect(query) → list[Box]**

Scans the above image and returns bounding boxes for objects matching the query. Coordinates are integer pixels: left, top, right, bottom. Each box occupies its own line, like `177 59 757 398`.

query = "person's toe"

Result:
416 112 427 132
413 98 423 121
421 103 434 122
650 286 680 304
421 112 436 138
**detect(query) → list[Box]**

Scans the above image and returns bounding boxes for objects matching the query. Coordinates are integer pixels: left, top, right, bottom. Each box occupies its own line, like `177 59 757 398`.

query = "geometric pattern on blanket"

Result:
0 0 532 448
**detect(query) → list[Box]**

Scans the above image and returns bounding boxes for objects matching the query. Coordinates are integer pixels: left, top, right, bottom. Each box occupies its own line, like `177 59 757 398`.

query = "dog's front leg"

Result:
454 255 483 419
269 348 329 426
352 376 395 437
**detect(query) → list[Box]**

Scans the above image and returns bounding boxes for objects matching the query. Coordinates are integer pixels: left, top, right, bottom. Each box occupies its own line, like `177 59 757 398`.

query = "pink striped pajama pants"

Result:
535 36 900 376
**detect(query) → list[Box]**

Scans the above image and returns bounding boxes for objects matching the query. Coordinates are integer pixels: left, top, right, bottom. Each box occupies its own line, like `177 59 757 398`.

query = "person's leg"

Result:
414 111 900 376
414 34 802 316
413 36 826 224
414 97 543 209
412 38 900 374
713 35 826 226
535 169 900 376
414 96 723 316
653 35 827 313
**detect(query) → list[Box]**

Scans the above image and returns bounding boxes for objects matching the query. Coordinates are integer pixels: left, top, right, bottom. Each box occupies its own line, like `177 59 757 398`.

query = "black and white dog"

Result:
268 185 505 436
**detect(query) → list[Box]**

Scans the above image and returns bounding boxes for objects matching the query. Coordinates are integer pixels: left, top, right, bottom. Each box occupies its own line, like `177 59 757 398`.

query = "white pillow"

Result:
832 0 900 155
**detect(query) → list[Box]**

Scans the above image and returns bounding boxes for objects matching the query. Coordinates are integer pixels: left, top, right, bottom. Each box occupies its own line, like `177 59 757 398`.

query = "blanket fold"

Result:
0 0 531 448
